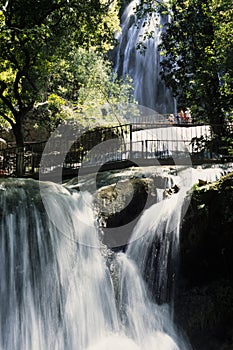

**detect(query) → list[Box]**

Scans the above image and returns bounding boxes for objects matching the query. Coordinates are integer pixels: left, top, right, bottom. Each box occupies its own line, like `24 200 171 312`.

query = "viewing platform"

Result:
0 121 232 179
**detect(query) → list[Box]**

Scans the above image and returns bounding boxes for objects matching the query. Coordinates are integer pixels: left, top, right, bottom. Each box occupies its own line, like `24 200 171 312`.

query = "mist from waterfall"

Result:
115 0 174 114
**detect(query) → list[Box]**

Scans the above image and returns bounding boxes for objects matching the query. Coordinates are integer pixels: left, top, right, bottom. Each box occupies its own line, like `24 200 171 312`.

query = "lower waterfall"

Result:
0 166 230 349
0 177 187 350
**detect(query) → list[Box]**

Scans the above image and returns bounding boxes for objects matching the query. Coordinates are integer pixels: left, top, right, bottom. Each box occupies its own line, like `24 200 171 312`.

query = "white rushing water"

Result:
115 0 174 113
126 165 230 301
0 165 231 349
0 178 185 350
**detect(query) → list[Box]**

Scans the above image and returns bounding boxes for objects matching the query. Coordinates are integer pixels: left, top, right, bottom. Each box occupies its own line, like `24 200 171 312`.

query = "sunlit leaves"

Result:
0 0 121 145
23 48 134 134
157 0 232 125
48 48 134 120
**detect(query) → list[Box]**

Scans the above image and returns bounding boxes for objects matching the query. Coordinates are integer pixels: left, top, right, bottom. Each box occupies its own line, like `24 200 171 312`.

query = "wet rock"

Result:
176 172 233 350
95 177 153 228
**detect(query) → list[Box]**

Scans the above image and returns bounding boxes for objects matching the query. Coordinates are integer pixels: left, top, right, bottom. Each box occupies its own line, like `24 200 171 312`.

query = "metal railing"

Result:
0 123 232 177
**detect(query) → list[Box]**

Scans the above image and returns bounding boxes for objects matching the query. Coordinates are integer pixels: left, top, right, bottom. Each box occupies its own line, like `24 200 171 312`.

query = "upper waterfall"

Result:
115 0 174 114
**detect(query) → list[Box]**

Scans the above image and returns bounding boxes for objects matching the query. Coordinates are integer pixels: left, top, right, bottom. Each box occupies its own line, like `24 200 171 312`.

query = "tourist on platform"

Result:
185 108 192 123
176 113 181 124
168 114 175 124
178 109 185 123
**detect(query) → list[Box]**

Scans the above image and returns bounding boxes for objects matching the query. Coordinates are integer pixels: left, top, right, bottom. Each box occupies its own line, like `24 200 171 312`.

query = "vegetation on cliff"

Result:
177 172 233 350
93 167 233 349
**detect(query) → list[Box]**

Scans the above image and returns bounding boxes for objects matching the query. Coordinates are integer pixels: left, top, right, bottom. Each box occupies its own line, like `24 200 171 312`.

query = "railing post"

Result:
145 140 148 159
130 123 133 160
31 152 35 174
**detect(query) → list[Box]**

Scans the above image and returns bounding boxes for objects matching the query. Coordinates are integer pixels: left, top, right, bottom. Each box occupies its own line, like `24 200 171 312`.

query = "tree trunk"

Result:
12 121 25 177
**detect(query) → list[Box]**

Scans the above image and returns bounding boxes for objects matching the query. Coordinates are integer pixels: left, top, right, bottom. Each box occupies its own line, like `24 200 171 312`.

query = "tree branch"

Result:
0 111 15 127
34 2 69 27
0 81 17 117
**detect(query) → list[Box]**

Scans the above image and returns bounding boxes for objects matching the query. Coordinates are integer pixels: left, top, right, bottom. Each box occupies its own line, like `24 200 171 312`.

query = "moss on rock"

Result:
176 172 233 350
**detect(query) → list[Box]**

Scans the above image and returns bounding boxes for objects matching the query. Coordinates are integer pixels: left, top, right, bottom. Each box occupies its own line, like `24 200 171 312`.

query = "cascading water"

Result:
127 189 187 305
115 0 174 113
0 165 230 349
126 165 229 306
0 179 118 350
0 177 189 350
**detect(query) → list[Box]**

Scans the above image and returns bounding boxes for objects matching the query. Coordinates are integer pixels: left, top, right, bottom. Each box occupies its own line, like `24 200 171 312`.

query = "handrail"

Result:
0 123 232 176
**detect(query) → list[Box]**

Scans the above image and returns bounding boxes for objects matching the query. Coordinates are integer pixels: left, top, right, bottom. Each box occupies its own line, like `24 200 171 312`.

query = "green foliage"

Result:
21 48 134 141
72 51 134 120
48 48 134 108
210 0 233 113
0 0 120 148
158 0 222 124
136 0 233 128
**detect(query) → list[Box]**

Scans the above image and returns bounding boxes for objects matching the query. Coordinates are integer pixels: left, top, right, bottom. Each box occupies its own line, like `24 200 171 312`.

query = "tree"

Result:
24 48 134 140
210 0 233 115
0 0 120 174
135 0 232 125
158 1 222 124
159 0 233 124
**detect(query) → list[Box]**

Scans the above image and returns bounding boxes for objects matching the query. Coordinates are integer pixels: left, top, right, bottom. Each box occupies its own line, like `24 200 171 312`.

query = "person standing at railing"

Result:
168 114 175 124
179 109 185 123
175 113 181 124
176 109 184 124
185 108 192 123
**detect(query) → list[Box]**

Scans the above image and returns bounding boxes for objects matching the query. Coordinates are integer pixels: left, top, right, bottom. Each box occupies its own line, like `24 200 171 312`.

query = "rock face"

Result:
95 178 151 228
176 172 233 350
94 177 156 248
94 168 233 349
94 170 179 248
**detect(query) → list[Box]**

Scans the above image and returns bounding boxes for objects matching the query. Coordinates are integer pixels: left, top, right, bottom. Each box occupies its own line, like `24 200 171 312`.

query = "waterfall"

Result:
0 177 191 350
1 164 230 349
0 179 119 350
115 0 174 113
125 165 229 308
126 188 186 304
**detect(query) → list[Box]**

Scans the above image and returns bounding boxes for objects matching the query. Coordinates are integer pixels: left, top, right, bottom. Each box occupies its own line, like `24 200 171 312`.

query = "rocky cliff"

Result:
94 168 233 349
177 172 233 350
